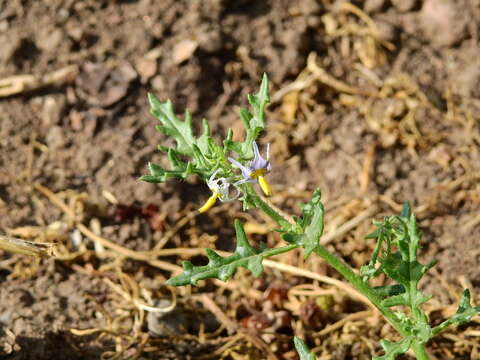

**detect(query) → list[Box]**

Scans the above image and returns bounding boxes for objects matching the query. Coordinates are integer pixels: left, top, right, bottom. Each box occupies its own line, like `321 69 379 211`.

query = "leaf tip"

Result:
260 73 270 99
293 336 316 360
400 201 411 218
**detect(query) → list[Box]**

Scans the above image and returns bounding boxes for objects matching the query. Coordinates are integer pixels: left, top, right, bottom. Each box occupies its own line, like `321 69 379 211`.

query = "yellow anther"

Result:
258 176 272 197
198 193 219 213
250 168 267 179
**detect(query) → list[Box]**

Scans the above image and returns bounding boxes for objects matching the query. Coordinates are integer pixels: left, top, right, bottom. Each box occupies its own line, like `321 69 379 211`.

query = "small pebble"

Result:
172 39 198 64
0 20 9 32
45 126 66 150
420 0 466 48
135 57 157 83
42 96 65 127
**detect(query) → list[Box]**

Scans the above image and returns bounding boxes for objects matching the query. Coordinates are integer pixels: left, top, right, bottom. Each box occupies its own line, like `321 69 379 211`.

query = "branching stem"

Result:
245 185 433 358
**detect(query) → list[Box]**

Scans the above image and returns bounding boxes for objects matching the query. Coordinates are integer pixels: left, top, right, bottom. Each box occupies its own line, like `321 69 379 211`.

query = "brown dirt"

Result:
1 0 479 359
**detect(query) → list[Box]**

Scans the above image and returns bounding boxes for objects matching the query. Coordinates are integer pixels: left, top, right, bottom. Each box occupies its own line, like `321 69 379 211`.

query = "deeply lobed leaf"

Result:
373 338 412 360
362 203 434 316
432 289 480 335
282 189 324 258
167 220 267 286
140 95 222 183
224 73 269 159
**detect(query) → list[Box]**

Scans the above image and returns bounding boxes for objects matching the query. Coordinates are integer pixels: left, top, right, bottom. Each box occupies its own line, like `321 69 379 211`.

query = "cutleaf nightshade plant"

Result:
141 75 480 360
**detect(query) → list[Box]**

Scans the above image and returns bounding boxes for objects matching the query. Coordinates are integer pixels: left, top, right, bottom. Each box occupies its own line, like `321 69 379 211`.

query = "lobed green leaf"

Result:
361 219 394 281
139 154 194 183
373 338 412 360
432 289 480 336
141 94 223 183
362 204 435 317
167 220 278 286
224 73 269 159
282 189 324 258
149 96 199 156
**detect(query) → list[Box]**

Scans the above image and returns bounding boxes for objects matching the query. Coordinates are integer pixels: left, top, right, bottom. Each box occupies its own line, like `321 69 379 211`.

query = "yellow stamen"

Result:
258 176 272 197
198 193 219 213
250 168 267 179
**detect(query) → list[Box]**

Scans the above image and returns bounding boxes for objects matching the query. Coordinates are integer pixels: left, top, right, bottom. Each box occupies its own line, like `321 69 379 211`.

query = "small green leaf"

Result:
452 289 480 324
373 338 412 360
293 337 316 360
400 201 411 219
248 255 264 277
365 227 382 240
432 289 480 336
381 294 408 307
373 284 406 298
224 74 269 159
282 189 324 258
167 220 274 286
361 219 393 281
139 161 195 183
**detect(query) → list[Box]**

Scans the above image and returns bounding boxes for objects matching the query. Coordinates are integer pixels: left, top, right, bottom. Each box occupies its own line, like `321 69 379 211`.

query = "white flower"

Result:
198 169 239 213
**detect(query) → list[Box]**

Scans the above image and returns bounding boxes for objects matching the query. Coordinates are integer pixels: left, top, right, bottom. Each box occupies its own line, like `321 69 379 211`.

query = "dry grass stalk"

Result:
0 65 78 97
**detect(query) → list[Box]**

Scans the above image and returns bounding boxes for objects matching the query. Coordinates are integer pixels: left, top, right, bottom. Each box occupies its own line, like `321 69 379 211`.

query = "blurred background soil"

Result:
0 0 479 359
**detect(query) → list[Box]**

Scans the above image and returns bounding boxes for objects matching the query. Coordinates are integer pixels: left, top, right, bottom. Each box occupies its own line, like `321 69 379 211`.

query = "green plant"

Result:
141 75 479 359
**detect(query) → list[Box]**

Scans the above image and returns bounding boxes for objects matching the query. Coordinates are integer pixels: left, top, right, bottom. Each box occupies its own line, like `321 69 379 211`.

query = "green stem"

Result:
262 244 298 258
312 246 409 337
243 184 292 229
431 319 454 337
411 341 430 360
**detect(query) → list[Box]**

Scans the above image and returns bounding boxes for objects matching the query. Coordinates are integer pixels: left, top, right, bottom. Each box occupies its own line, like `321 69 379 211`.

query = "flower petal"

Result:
228 157 252 178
